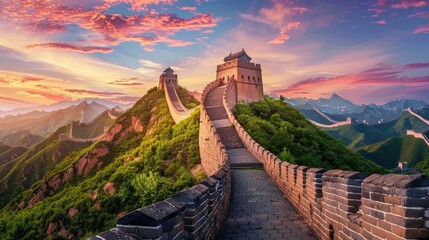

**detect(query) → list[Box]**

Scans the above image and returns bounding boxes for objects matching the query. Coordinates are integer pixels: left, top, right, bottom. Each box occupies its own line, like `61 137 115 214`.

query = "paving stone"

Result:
218 170 315 240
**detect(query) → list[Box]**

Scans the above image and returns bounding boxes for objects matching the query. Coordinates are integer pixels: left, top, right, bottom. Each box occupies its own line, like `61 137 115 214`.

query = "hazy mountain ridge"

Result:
0 98 133 118
0 101 110 138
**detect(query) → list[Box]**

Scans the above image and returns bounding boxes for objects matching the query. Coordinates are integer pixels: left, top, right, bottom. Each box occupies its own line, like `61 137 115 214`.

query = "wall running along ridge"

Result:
163 80 196 124
89 79 231 240
222 79 429 240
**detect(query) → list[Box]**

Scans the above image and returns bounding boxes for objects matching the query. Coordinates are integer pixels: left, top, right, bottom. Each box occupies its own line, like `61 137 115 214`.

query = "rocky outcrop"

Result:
103 123 122 142
47 221 74 239
102 182 116 196
68 208 78 218
76 144 109 176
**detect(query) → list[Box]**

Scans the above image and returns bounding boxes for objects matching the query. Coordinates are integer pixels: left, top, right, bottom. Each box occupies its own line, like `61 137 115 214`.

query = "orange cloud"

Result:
26 90 72 102
26 43 113 53
65 89 125 96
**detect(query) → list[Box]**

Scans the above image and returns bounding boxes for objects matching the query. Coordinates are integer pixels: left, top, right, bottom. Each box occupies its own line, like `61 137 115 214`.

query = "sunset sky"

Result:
0 0 429 110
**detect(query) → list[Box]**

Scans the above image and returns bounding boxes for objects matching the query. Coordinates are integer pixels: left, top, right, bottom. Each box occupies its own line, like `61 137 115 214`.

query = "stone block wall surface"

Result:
222 79 429 240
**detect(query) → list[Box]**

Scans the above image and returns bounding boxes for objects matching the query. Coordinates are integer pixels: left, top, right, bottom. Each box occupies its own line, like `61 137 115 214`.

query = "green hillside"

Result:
0 126 92 208
0 87 202 239
0 145 11 154
356 136 429 170
0 146 27 166
234 98 386 174
325 111 427 148
298 109 334 125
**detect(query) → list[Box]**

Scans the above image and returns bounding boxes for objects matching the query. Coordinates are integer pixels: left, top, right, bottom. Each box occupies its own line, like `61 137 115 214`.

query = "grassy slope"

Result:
0 87 202 239
356 136 429 169
0 146 28 166
235 98 386 174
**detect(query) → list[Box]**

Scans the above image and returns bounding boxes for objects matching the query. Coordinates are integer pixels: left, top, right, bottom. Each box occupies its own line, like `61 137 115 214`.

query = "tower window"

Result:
241 75 244 79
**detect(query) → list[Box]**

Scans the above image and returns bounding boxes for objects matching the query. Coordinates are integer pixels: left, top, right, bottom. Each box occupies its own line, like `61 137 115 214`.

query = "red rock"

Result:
68 208 78 218
103 182 116 196
115 211 128 220
103 123 122 142
48 174 62 192
76 145 109 176
131 116 144 132
17 201 25 210
28 191 44 207
46 222 58 238
63 168 74 182
89 190 98 200
58 226 74 239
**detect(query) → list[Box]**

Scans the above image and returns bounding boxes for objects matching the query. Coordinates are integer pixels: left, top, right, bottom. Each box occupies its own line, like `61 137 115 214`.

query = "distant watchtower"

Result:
159 67 178 90
216 49 264 103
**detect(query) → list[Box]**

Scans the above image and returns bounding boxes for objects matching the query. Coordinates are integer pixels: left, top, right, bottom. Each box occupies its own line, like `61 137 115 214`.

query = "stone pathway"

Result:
204 84 316 239
218 170 316 240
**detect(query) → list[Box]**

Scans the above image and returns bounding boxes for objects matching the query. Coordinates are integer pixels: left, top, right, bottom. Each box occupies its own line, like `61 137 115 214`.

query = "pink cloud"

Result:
414 24 429 33
26 43 113 53
180 6 197 12
391 0 427 9
408 11 429 18
108 96 141 102
273 62 429 99
65 89 125 96
240 0 307 44
26 90 72 102
376 19 387 24
202 29 214 33
0 96 34 105
368 8 386 17
0 0 218 51
376 0 389 6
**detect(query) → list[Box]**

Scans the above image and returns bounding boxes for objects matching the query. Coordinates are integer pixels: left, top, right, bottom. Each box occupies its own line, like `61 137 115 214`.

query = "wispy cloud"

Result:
26 43 113 53
181 6 197 12
240 0 307 44
376 19 387 24
65 89 125 96
273 62 429 103
414 24 429 33
108 78 144 86
391 0 427 9
26 90 72 102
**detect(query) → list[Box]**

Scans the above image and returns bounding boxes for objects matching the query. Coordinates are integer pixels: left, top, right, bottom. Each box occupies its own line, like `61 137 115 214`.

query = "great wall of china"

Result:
91 51 429 240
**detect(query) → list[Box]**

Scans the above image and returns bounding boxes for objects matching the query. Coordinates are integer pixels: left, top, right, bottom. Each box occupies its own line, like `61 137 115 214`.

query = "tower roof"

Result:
223 49 252 62
163 67 174 75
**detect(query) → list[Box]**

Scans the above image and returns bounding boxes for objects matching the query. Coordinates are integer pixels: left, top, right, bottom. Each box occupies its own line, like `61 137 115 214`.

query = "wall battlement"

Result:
222 79 429 240
216 59 262 71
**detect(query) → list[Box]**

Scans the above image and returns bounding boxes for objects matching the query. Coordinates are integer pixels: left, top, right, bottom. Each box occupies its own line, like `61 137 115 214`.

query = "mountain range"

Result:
273 93 429 125
0 98 132 118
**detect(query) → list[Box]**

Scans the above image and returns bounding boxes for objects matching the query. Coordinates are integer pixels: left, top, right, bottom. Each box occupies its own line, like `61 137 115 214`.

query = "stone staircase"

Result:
204 85 261 168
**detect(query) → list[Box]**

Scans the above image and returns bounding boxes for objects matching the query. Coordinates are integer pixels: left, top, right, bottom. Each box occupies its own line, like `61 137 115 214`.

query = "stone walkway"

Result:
204 84 316 239
218 170 316 240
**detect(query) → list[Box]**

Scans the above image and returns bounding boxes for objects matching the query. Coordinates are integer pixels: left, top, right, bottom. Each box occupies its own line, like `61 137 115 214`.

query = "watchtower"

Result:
216 49 264 103
159 67 178 90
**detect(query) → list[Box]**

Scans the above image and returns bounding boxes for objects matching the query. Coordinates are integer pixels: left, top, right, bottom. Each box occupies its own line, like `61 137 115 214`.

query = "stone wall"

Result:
407 130 429 147
222 79 429 240
90 79 231 240
163 81 195 124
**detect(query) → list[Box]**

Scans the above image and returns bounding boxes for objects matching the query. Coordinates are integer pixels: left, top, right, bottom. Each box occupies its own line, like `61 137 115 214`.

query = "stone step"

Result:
206 107 228 121
216 126 244 149
227 148 262 168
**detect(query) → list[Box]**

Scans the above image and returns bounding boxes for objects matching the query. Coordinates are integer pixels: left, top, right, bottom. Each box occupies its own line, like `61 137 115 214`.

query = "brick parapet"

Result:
221 79 429 239
90 79 232 240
